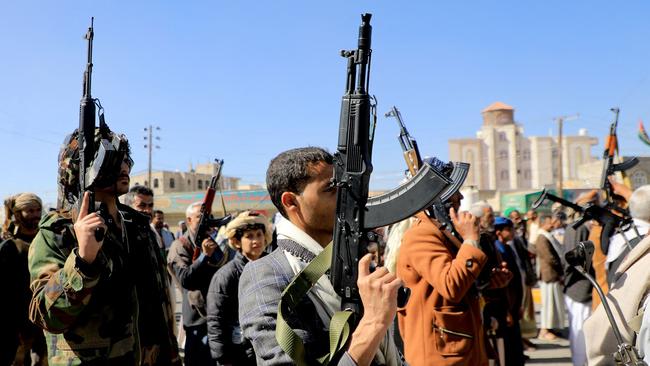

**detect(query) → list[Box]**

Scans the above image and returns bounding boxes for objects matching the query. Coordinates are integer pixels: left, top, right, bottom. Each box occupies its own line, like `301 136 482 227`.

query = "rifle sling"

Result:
276 242 352 365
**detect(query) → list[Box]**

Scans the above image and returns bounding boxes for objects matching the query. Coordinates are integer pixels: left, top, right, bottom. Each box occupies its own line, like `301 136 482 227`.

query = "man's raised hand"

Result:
74 191 106 264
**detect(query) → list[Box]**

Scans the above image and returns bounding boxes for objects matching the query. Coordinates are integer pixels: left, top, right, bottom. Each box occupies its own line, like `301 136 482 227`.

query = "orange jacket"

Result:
397 212 489 366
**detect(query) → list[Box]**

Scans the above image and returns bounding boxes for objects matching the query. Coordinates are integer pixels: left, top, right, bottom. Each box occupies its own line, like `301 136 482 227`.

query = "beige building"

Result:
130 161 241 196
571 156 650 190
449 102 598 191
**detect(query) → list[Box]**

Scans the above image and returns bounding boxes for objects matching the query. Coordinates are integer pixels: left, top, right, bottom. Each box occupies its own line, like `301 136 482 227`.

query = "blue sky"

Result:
2 1 650 205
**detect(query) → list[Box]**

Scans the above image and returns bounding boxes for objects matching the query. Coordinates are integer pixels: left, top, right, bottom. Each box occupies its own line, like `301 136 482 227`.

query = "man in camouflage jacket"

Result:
28 128 180 366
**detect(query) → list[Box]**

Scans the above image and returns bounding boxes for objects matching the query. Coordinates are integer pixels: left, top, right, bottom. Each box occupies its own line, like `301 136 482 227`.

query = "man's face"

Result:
152 212 165 230
526 210 537 221
480 206 495 232
509 210 522 225
18 204 42 230
116 160 131 195
132 194 154 219
187 205 202 233
497 226 514 242
293 162 337 239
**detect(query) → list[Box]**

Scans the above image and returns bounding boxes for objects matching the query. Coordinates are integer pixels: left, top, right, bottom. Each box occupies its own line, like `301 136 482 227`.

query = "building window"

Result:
198 180 203 190
206 180 210 189
633 171 648 187
499 132 507 141
524 170 531 179
500 170 509 180
552 149 558 159
169 178 175 189
523 150 530 160
153 178 159 188
187 180 191 188
499 151 508 160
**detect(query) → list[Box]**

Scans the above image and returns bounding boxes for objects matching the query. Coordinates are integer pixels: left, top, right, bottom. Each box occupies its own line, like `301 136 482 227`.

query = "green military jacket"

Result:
28 204 180 366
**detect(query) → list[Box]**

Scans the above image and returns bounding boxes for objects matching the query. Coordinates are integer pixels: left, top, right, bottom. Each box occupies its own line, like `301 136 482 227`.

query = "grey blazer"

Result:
238 246 356 365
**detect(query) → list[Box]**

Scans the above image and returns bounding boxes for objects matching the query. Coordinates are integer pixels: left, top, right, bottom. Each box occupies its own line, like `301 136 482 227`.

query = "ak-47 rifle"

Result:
601 108 639 206
330 14 452 324
385 106 469 238
191 159 232 260
385 106 421 177
75 18 133 241
532 188 623 231
77 18 98 235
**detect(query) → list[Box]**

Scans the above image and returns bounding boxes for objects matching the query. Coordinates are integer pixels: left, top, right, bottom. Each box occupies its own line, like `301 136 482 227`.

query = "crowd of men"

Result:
2 123 650 366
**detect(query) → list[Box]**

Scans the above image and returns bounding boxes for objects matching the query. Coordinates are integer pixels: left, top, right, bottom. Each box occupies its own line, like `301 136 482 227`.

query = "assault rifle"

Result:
191 159 232 258
385 106 469 238
601 108 639 205
530 188 640 254
385 106 421 177
330 15 452 323
565 241 646 365
531 188 623 230
78 17 97 229
75 18 133 240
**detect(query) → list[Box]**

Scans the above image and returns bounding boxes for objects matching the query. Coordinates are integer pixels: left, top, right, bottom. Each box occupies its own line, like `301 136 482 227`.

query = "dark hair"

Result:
495 222 514 231
130 185 154 197
266 147 333 217
234 223 266 241
153 209 164 216
123 185 154 206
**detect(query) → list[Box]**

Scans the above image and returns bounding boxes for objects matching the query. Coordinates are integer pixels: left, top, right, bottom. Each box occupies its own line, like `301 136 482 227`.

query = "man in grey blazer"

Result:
239 147 403 366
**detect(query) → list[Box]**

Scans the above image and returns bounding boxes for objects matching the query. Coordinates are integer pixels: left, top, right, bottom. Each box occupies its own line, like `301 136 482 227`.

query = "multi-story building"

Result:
449 102 598 191
130 161 240 196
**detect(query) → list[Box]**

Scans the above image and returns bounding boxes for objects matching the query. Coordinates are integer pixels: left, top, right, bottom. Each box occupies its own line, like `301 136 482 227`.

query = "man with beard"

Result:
28 128 180 365
0 193 46 366
239 147 403 365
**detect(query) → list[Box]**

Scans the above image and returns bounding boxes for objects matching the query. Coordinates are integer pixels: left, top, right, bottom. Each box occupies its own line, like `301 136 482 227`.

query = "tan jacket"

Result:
396 212 488 366
584 235 650 365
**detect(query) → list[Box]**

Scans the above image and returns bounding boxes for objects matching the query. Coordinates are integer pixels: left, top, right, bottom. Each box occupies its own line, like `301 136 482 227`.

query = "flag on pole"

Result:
639 119 650 147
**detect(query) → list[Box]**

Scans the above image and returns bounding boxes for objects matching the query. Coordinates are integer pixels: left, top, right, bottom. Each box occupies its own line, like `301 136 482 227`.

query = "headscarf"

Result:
2 193 42 237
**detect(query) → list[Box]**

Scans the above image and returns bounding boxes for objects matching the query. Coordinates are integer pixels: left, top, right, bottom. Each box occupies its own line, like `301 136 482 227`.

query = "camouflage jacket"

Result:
28 204 180 366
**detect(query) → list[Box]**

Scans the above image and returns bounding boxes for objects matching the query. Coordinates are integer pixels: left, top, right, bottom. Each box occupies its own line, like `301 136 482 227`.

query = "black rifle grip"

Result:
94 227 105 242
397 287 410 308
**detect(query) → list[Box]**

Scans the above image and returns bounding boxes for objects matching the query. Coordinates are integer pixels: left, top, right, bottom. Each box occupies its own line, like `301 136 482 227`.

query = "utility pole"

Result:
554 113 579 198
144 125 160 188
